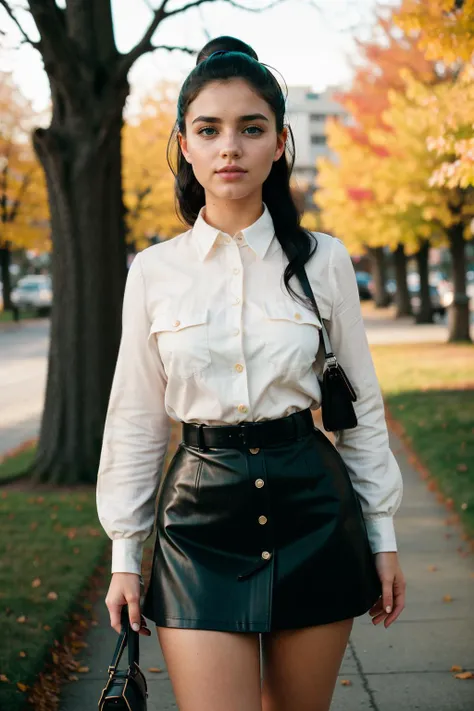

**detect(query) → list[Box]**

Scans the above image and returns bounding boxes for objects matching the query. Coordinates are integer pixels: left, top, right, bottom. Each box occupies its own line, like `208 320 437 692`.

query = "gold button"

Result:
173 320 181 327
249 447 260 454
237 404 248 414
258 515 268 525
294 313 302 320
235 363 244 373
261 551 271 560
255 478 264 488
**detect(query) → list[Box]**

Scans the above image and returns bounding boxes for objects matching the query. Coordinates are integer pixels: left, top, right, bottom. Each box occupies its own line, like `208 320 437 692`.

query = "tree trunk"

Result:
447 221 471 342
368 246 390 307
31 95 128 484
393 243 412 318
0 242 13 311
415 240 433 324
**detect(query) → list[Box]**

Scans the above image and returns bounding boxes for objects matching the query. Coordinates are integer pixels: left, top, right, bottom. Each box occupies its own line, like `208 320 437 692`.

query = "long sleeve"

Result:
96 252 171 575
326 237 403 553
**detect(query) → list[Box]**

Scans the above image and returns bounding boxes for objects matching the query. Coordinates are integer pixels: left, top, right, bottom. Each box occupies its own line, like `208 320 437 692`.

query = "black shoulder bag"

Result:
296 266 358 432
98 605 148 710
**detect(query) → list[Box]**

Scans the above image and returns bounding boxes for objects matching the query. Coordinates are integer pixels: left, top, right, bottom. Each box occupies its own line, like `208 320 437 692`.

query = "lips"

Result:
217 166 247 173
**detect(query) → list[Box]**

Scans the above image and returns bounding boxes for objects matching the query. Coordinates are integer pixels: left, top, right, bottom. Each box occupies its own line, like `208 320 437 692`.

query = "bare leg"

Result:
157 626 262 711
261 618 353 711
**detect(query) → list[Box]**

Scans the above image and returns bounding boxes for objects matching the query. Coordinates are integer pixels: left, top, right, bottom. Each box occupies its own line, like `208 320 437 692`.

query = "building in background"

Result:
286 86 348 211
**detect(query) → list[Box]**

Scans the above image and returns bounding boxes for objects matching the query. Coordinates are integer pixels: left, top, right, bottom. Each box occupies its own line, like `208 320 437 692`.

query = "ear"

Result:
178 132 192 164
274 127 288 162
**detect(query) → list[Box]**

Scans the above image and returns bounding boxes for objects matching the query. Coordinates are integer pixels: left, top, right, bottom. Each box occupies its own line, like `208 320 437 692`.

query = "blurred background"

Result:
0 2 473 711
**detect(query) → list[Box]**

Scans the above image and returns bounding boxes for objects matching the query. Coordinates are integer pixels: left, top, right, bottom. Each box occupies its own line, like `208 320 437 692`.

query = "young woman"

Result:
97 36 405 711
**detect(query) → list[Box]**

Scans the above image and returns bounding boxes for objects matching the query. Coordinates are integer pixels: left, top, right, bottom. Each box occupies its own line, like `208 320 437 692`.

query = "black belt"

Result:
182 408 314 450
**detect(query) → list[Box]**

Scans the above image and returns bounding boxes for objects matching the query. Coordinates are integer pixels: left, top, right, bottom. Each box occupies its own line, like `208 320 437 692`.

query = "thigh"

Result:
261 618 353 711
157 626 262 711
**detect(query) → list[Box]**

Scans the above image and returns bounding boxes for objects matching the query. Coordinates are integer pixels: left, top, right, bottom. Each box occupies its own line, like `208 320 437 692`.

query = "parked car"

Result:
11 275 53 316
355 271 372 300
367 277 397 303
439 272 474 309
409 283 445 317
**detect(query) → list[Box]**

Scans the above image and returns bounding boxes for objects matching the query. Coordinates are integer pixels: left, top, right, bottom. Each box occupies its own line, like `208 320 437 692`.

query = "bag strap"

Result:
296 267 338 368
107 605 140 675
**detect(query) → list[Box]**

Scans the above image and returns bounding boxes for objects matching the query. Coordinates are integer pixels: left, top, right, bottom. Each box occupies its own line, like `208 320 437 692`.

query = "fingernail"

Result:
385 606 392 613
132 623 140 631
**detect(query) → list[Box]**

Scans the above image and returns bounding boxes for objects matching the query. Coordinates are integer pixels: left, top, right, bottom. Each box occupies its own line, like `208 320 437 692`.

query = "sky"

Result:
0 0 391 115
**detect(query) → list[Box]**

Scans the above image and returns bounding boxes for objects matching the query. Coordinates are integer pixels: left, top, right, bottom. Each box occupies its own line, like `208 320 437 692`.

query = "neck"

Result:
202 193 264 236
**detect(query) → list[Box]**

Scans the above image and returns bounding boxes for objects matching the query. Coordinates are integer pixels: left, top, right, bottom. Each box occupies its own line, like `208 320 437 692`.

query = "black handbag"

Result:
98 605 148 710
296 266 358 432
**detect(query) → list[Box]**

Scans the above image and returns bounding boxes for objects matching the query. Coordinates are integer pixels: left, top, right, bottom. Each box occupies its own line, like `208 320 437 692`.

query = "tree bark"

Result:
447 221 471 342
393 243 412 318
0 242 13 311
368 246 390 307
414 240 433 324
30 89 129 484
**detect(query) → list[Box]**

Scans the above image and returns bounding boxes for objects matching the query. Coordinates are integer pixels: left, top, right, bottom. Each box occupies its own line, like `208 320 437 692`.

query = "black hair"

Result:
167 35 317 307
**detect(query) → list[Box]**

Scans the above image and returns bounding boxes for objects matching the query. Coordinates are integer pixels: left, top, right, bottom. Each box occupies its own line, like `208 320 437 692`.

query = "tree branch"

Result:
164 0 284 19
0 0 39 47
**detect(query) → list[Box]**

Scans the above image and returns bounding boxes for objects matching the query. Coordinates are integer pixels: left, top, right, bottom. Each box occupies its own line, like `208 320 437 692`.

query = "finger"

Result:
108 603 123 634
372 611 388 625
126 596 142 632
382 579 394 615
369 598 383 616
384 586 406 627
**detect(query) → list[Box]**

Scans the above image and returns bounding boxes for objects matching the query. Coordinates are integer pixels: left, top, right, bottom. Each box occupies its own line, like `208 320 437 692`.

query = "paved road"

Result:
0 319 49 456
1 309 473 458
59 428 474 711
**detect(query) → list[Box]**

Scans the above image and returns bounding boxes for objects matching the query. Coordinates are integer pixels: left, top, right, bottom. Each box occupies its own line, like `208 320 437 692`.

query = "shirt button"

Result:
233 267 240 275
233 328 240 336
234 363 244 373
225 237 231 244
233 297 241 305
261 551 272 560
237 404 248 414
258 515 268 525
294 313 302 320
255 478 264 488
249 447 260 454
173 320 181 327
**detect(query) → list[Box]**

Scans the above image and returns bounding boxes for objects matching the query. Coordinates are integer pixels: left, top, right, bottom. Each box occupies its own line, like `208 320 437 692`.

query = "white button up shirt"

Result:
96 205 403 575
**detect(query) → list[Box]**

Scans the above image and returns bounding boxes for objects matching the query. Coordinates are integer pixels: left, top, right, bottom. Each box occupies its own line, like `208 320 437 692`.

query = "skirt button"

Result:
258 515 268 525
249 448 260 454
261 551 272 560
255 478 264 488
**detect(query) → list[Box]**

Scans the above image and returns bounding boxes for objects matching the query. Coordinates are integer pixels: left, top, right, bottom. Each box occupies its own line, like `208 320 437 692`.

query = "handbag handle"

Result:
107 605 140 675
296 267 337 368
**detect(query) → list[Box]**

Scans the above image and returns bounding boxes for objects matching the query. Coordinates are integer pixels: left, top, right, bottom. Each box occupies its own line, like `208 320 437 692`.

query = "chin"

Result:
213 184 257 201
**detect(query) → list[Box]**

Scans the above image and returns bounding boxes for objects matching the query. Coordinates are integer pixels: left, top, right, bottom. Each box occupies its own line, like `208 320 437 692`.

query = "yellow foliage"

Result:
123 83 182 246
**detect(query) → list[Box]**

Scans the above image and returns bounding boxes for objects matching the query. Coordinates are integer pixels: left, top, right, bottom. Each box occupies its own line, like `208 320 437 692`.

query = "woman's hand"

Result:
369 552 406 628
105 573 151 636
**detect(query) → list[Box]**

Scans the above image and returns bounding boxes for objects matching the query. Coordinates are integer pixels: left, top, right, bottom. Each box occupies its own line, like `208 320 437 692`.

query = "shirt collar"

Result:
193 203 276 261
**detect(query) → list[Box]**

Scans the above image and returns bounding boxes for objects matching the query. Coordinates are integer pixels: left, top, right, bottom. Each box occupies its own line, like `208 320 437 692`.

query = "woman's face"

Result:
179 78 287 203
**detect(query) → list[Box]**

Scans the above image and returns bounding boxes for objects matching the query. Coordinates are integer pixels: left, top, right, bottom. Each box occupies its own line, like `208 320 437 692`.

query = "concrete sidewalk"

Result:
59 429 474 711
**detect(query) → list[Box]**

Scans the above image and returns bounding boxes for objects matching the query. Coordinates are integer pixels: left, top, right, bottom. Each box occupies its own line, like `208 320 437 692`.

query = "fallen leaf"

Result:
455 671 474 680
19 651 27 658
16 682 28 692
457 463 468 472
340 679 352 686
31 578 42 588
428 565 438 572
443 595 453 603
148 667 162 673
30 521 38 531
47 591 58 600
73 547 80 554
16 615 26 623
461 503 468 510
0 674 9 682
451 665 463 672
445 498 454 510
43 625 51 631
77 666 89 673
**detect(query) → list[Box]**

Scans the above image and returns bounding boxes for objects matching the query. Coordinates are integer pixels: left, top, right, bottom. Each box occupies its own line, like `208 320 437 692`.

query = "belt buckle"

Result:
237 422 251 448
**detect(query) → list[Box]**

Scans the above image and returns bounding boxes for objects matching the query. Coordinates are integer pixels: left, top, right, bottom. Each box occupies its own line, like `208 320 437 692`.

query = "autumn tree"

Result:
123 84 182 250
0 0 284 485
0 72 49 313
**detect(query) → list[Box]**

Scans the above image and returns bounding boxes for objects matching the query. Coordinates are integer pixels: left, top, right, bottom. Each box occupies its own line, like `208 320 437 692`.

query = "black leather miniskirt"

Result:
142 408 382 632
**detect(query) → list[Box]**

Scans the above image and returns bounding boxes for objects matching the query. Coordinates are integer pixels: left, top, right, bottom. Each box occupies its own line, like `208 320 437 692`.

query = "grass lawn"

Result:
0 423 182 710
0 444 36 483
371 342 474 538
0 309 38 323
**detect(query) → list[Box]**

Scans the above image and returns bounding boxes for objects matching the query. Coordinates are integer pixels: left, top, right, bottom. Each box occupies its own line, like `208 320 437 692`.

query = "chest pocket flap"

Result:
149 306 211 379
262 299 322 328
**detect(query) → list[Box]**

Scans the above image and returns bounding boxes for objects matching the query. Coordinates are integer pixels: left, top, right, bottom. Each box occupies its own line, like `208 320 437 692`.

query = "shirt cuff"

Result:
364 516 397 554
111 539 144 575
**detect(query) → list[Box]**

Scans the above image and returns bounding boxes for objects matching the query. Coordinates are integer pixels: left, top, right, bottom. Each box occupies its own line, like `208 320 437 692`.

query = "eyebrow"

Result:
191 113 269 125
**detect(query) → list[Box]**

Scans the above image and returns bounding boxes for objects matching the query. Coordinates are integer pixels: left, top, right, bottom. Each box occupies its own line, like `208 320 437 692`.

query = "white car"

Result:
11 275 53 315
440 272 474 309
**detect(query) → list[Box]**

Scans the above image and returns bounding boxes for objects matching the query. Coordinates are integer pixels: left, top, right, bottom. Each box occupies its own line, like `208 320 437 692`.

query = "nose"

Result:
220 133 242 160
